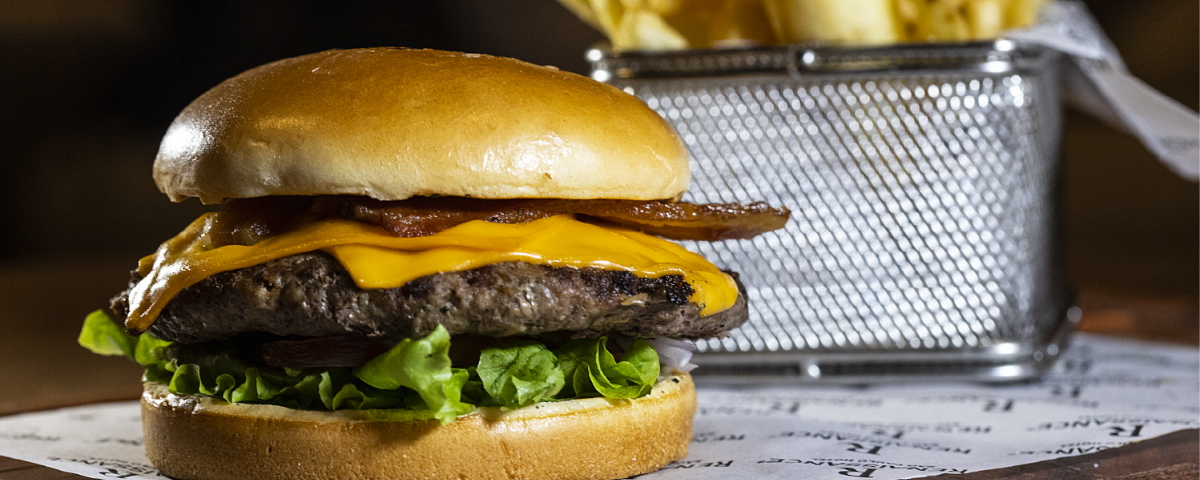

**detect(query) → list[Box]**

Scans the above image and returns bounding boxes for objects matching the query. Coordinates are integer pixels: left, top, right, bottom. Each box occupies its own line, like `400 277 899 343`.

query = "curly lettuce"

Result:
79 310 662 424
476 341 566 409
555 336 659 399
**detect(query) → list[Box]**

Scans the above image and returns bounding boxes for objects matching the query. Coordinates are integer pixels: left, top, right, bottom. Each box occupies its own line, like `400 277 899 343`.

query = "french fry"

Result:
926 0 972 41
614 8 690 50
709 0 777 46
588 0 626 40
645 0 685 15
639 0 774 49
1004 0 1046 29
654 0 724 47
763 0 902 44
966 0 1006 39
894 0 932 42
555 0 1047 49
896 0 1042 41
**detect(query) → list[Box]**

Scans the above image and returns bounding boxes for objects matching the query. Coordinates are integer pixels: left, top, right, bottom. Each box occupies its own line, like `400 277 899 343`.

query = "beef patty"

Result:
111 252 748 344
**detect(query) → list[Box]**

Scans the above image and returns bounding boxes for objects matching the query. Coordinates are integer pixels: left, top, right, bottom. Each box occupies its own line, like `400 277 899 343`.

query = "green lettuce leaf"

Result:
79 309 664 421
78 309 138 359
319 370 408 411
134 333 174 366
458 367 494 406
78 309 177 383
555 337 660 399
165 349 419 411
476 341 565 409
353 325 473 424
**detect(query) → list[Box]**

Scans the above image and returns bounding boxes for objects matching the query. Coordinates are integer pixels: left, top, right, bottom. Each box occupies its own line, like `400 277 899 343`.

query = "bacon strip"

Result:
312 196 790 241
205 196 790 248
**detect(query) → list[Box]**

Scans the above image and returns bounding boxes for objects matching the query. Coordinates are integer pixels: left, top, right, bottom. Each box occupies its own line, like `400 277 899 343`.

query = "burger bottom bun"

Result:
141 373 696 480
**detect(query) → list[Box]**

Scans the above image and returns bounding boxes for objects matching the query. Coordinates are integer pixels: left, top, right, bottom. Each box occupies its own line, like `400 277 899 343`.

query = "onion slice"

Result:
648 337 697 374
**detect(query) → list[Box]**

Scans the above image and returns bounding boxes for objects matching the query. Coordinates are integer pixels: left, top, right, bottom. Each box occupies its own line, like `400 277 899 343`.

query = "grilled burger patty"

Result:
112 252 748 344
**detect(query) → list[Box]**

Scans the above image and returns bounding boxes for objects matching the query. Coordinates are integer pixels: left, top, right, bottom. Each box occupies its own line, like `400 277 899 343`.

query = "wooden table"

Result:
0 260 1196 479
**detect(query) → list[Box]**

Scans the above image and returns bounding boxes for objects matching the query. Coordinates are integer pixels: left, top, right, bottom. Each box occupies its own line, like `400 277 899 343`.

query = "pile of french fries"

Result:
557 0 1046 50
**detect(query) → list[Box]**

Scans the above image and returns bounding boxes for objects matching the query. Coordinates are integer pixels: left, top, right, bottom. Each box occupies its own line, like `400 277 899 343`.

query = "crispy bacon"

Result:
312 196 791 241
311 196 557 238
200 196 317 249
204 195 790 247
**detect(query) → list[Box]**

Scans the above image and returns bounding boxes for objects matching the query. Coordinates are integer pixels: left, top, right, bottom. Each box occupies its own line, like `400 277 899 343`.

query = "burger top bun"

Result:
153 48 691 205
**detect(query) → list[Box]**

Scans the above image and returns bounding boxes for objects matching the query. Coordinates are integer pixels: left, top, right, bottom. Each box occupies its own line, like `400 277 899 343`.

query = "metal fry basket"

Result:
590 40 1076 383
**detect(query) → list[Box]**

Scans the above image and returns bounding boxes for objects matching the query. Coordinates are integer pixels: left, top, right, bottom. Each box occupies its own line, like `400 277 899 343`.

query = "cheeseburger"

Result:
79 48 789 480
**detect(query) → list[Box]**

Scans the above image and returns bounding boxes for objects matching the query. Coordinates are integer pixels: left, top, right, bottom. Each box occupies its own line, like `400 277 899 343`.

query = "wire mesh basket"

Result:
590 40 1076 383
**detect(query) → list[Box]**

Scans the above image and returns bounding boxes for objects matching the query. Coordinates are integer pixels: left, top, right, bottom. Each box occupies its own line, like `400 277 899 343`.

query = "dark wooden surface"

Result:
0 259 1196 479
931 429 1199 480
0 456 82 480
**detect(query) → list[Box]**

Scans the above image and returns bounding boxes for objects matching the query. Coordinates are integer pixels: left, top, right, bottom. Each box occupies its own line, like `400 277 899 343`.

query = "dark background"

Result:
0 0 1196 298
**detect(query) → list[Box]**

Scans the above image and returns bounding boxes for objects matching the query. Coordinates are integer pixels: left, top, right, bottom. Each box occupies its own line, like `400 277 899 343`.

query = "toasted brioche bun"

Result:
142 373 696 480
153 48 691 205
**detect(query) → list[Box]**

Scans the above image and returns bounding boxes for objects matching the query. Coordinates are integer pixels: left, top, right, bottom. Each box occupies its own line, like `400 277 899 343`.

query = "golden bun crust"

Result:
141 373 696 480
153 48 690 204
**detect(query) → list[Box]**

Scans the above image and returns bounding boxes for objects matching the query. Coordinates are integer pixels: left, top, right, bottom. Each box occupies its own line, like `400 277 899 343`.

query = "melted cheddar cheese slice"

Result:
125 214 739 332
